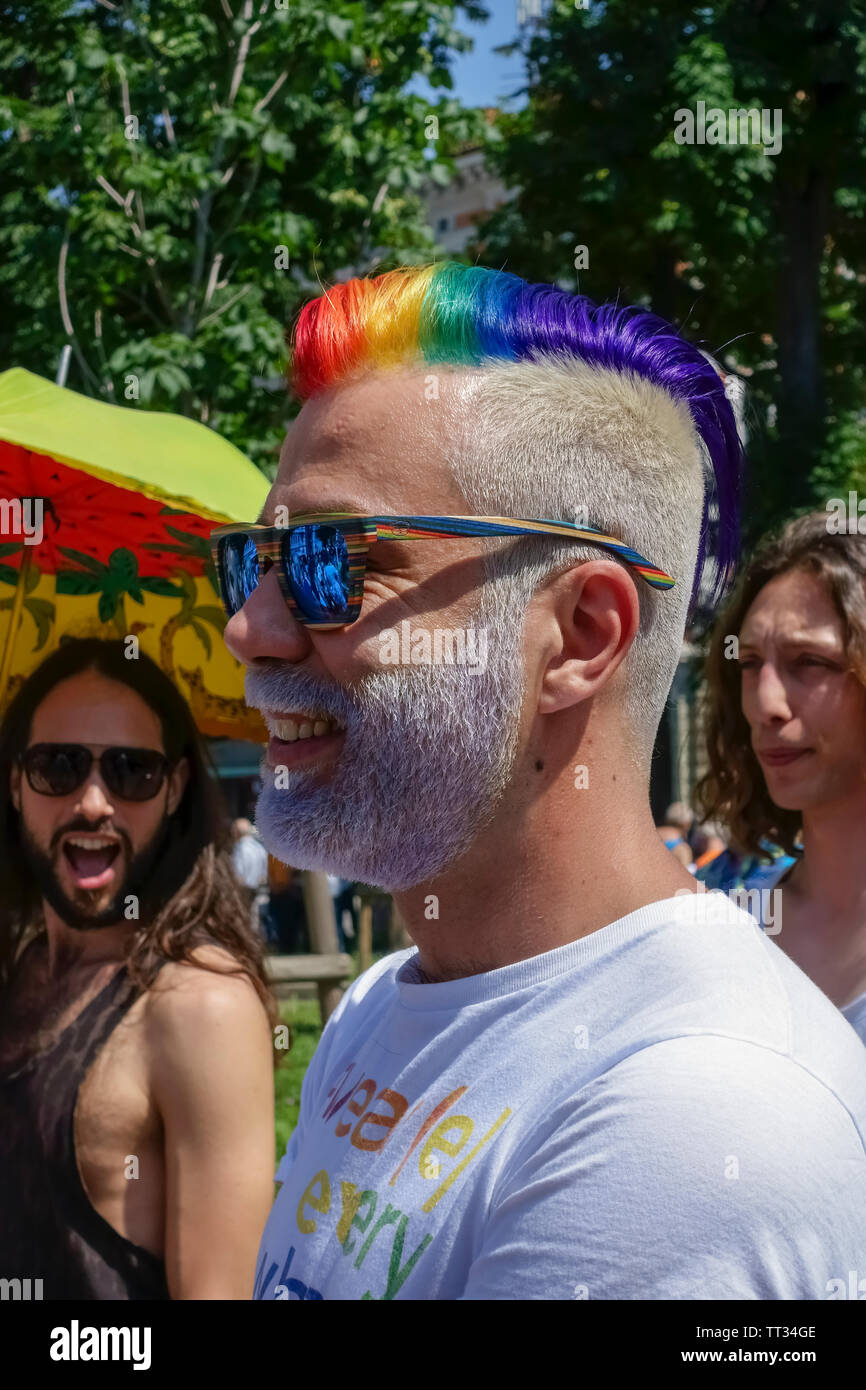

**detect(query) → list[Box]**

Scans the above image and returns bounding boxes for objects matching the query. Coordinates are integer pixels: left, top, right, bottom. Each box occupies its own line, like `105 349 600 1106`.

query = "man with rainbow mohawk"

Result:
217 262 866 1301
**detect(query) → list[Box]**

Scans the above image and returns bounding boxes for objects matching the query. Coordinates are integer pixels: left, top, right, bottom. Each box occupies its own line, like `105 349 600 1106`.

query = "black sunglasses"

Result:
20 744 171 802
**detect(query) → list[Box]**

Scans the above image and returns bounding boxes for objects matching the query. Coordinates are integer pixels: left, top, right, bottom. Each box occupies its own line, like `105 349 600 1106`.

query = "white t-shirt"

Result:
254 892 866 1301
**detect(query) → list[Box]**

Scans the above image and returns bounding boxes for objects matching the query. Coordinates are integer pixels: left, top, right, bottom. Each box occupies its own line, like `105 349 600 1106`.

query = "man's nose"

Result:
76 777 116 821
223 563 312 666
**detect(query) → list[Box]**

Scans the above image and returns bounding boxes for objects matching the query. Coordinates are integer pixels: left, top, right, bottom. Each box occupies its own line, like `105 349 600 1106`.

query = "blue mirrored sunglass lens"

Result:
286 524 351 622
221 534 259 615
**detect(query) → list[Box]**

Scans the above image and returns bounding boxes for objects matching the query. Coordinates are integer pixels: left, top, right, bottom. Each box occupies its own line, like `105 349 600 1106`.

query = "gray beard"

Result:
246 598 526 891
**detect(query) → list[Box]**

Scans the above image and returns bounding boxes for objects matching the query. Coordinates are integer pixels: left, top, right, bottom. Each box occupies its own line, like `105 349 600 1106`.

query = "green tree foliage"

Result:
480 0 866 536
0 0 486 472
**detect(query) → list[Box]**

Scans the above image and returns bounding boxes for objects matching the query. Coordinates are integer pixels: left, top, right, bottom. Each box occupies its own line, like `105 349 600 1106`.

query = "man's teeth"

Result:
65 836 116 849
271 716 345 742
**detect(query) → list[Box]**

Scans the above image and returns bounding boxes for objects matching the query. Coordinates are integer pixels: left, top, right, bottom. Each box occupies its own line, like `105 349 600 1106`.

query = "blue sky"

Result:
411 0 529 111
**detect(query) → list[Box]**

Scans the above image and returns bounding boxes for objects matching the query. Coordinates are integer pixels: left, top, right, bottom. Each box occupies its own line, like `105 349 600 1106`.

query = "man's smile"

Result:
262 709 347 769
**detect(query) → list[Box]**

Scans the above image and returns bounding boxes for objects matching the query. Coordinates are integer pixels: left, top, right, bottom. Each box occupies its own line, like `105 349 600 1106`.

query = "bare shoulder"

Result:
140 947 275 1137
144 945 272 1055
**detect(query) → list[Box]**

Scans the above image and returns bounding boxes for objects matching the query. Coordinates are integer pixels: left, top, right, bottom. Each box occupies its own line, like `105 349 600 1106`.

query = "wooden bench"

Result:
262 872 412 1026
266 951 353 1024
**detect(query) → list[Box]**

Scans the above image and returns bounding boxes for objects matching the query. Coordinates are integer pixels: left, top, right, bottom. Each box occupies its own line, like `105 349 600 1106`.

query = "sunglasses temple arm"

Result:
444 521 672 588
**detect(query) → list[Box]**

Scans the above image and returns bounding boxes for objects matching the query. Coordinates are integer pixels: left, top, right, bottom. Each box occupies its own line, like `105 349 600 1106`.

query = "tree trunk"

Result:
301 870 342 1021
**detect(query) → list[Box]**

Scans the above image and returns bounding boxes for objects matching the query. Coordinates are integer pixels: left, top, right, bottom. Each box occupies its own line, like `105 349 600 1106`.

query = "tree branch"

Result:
198 283 251 327
58 235 74 335
57 231 102 393
96 174 127 208
117 242 174 324
227 21 261 106
203 253 224 308
253 69 288 117
119 288 165 332
213 157 262 247
186 9 262 330
92 309 115 396
96 159 177 327
66 89 81 135
144 259 176 324
119 69 132 125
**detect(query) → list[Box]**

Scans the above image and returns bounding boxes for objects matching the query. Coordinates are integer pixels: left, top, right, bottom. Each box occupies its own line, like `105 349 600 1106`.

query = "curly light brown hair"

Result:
695 510 866 858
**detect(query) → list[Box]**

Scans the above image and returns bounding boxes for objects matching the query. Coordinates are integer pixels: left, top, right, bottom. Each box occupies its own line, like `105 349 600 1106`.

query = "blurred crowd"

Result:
231 816 361 955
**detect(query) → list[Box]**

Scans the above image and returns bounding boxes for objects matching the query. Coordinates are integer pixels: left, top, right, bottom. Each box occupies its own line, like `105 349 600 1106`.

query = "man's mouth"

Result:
263 710 347 769
60 834 122 890
266 711 346 742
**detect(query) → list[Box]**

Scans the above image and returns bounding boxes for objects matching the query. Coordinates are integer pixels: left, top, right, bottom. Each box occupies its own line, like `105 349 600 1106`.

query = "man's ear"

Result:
166 756 190 816
10 761 21 813
537 560 641 716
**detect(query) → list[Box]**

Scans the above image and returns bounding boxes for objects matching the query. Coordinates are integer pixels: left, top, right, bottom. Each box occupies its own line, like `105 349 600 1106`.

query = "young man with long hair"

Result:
0 639 277 1298
218 263 866 1300
697 510 866 1042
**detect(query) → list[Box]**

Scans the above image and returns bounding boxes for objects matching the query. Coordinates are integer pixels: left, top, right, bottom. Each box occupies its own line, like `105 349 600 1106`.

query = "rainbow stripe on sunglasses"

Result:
209 512 675 630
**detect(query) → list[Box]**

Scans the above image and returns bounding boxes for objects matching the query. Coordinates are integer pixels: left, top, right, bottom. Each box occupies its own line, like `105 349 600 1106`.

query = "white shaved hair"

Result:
443 356 707 762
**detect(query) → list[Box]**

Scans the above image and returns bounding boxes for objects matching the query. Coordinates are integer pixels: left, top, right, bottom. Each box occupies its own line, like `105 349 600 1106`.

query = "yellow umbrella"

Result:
0 367 270 740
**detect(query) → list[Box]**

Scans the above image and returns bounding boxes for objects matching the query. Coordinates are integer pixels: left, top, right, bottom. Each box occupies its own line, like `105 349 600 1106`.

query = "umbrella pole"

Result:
0 548 33 710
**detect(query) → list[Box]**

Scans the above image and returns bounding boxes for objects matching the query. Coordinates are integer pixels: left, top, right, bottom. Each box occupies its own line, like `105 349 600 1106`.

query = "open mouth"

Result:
263 709 347 770
61 834 122 890
264 710 347 742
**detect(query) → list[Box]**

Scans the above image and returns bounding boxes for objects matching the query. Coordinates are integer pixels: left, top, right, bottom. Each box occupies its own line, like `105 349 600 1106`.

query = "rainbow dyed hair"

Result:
291 262 743 598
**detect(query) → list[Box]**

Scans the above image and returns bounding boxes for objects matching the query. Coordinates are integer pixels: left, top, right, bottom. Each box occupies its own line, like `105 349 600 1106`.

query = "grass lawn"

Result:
274 996 323 1156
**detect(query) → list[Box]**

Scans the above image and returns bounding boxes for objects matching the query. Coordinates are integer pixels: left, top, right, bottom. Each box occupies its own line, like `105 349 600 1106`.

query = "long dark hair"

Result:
0 638 278 1036
696 511 866 857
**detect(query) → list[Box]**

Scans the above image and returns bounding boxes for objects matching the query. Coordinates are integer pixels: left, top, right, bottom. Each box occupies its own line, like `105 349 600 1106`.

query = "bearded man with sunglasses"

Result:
0 639 276 1299
220 262 866 1302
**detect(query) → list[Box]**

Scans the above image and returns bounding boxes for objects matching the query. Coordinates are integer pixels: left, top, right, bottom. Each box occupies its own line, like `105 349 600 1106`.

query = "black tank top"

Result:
0 954 170 1300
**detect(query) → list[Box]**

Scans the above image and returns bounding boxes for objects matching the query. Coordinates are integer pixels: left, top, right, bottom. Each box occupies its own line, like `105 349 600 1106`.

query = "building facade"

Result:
424 145 515 256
